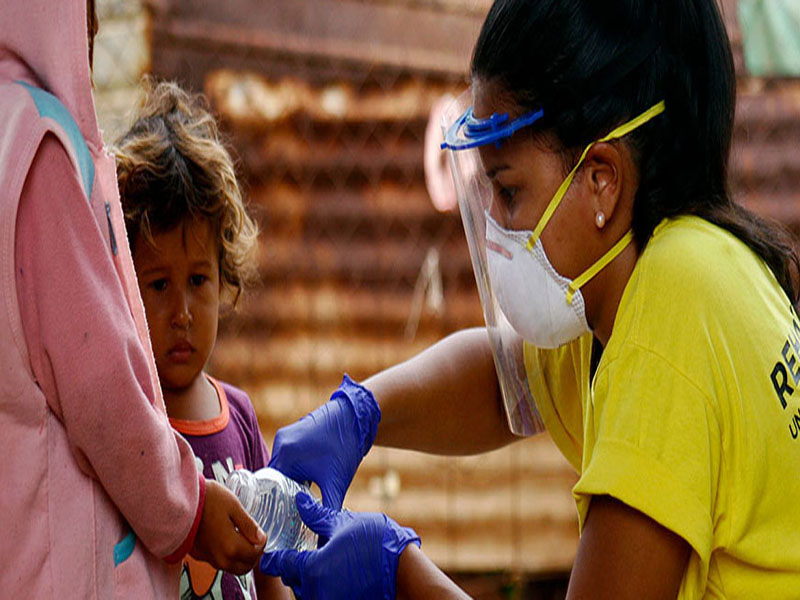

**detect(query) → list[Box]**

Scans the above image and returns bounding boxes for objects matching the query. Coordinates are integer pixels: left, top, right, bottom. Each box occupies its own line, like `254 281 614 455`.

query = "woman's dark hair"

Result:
472 0 799 302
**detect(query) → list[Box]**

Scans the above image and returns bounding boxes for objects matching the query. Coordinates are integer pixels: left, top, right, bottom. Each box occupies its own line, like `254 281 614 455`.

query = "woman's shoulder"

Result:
640 215 755 279
608 215 787 360
624 215 779 317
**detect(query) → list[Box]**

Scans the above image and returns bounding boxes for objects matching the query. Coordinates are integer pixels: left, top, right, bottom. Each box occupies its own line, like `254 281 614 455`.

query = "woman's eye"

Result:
150 279 167 292
501 186 516 201
497 184 518 209
190 274 208 287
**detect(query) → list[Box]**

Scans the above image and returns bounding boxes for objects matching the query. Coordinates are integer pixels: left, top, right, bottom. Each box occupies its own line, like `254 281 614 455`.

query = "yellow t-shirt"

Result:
524 216 800 599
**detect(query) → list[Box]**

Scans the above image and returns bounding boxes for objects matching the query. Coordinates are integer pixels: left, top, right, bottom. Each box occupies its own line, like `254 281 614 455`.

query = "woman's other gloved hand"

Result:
268 375 380 509
260 492 421 600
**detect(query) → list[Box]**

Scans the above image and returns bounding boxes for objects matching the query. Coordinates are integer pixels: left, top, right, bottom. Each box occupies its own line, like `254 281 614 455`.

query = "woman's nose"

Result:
487 196 505 224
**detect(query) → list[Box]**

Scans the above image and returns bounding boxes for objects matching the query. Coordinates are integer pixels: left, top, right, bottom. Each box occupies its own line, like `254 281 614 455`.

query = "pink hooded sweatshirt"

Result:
0 1 205 596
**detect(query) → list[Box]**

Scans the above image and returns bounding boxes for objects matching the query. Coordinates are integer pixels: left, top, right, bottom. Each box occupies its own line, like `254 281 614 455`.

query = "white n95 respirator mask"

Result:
485 214 591 349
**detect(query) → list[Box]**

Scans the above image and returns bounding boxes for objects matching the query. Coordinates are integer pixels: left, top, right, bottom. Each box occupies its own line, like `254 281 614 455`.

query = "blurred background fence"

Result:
92 1 800 597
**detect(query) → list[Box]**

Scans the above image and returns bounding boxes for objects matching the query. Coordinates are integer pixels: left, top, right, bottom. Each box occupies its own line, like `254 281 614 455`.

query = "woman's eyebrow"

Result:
486 165 509 179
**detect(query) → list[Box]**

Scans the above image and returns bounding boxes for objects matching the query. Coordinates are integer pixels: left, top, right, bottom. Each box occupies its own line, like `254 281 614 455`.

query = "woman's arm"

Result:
395 494 691 600
368 327 518 455
270 327 518 508
261 496 461 600
396 543 472 600
566 495 690 600
254 571 292 600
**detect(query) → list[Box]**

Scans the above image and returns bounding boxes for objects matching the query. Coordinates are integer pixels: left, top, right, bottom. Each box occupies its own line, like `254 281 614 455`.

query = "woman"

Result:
262 0 800 598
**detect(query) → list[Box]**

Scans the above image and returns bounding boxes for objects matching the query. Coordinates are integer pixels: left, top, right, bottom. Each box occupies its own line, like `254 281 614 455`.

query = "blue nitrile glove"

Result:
261 492 421 600
269 374 380 509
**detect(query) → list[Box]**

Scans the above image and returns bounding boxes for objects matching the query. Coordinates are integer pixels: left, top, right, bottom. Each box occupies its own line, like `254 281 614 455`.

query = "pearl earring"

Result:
595 212 606 229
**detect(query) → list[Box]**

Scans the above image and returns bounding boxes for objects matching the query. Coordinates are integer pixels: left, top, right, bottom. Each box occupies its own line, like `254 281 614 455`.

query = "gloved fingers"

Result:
319 482 345 511
295 491 340 539
267 455 307 485
260 549 303 589
267 430 306 478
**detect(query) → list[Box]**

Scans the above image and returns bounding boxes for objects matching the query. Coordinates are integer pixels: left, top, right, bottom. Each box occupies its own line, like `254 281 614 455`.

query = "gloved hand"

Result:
260 492 421 600
269 374 380 509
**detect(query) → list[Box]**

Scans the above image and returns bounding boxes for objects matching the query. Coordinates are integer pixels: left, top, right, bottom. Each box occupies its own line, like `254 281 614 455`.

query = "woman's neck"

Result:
163 373 221 421
583 241 639 347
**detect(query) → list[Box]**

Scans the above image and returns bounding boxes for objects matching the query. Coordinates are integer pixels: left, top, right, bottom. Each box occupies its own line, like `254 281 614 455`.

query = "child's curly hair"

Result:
114 78 258 306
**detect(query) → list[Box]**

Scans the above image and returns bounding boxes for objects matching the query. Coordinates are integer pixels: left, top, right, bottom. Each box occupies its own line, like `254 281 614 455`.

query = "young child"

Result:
115 80 289 600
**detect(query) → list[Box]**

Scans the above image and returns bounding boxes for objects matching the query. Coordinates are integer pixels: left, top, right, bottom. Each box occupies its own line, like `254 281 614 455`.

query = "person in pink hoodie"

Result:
0 1 267 596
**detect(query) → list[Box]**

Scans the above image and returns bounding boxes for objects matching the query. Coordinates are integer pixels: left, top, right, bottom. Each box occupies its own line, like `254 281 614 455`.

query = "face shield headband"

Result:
441 105 545 151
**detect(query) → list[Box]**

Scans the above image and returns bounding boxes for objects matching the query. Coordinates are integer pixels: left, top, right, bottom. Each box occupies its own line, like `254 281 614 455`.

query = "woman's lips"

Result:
168 341 194 363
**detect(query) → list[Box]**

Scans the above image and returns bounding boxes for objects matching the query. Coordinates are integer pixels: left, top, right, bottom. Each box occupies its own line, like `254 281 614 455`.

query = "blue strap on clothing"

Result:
16 81 95 202
113 529 137 567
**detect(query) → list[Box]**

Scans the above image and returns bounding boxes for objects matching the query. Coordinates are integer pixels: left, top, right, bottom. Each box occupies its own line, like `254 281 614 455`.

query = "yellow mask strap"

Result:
525 100 666 252
566 230 634 305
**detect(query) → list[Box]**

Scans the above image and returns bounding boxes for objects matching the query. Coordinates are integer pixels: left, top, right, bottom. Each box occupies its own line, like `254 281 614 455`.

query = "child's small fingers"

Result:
225 491 267 546
233 514 265 547
225 555 258 576
221 539 263 574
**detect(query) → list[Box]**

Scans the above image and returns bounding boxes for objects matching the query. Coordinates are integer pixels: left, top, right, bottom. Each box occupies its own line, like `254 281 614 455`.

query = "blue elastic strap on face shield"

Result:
441 105 544 151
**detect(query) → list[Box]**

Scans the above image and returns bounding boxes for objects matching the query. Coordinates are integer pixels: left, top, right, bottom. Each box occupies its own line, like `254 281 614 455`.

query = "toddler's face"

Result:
133 218 220 394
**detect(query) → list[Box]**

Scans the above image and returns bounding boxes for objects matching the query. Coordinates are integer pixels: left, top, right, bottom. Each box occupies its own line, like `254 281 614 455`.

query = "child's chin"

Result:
158 365 203 391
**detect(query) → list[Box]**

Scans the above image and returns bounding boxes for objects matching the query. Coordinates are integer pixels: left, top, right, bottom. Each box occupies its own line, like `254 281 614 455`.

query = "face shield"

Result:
440 91 545 436
441 90 666 436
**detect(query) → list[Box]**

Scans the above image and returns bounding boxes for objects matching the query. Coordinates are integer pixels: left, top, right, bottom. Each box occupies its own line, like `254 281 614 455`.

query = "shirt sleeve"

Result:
524 334 592 472
574 341 720 565
15 135 204 561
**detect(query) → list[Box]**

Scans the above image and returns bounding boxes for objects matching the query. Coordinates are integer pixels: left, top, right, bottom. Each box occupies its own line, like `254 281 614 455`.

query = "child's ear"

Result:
217 284 237 317
218 303 234 319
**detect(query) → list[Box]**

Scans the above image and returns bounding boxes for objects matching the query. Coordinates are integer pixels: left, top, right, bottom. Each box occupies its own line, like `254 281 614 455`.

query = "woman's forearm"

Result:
396 544 472 600
366 328 517 455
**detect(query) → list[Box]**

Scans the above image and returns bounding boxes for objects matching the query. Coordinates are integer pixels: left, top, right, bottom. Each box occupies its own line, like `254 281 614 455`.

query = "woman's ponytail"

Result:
655 0 799 301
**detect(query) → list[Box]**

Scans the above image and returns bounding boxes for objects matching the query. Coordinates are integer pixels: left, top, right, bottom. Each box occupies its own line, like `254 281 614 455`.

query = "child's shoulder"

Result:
212 377 254 416
211 377 268 462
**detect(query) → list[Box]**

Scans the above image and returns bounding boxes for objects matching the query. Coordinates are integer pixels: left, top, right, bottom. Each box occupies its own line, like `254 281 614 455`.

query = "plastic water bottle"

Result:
224 467 319 553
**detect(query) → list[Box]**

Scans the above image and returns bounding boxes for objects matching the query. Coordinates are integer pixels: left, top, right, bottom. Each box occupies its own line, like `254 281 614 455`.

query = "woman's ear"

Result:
582 142 627 229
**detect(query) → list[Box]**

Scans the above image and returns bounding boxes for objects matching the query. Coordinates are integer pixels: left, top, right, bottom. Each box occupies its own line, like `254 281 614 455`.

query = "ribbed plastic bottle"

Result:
224 467 319 552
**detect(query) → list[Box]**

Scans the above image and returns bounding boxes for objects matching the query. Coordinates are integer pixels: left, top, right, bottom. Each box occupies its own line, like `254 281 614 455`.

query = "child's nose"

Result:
171 295 192 330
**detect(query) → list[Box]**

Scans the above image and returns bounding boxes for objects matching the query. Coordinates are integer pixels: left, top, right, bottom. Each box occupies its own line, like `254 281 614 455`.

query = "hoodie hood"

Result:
0 0 101 149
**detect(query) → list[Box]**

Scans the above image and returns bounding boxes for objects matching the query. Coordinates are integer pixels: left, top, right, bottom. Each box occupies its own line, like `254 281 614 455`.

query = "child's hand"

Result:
190 479 267 574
